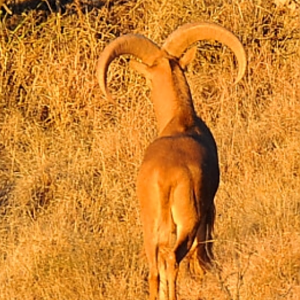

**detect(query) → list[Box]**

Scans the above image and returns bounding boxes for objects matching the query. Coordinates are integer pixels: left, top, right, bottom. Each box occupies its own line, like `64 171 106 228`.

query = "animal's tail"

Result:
199 203 216 269
187 204 216 277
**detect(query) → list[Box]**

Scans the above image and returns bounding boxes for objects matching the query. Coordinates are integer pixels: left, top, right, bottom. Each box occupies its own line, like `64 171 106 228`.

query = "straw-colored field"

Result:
0 0 299 299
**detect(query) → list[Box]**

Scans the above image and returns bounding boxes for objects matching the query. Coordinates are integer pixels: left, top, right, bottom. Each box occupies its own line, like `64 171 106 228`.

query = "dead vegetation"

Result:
0 0 300 299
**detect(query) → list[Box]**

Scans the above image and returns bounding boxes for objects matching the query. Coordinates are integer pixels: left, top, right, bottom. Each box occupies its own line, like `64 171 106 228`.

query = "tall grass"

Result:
0 0 299 299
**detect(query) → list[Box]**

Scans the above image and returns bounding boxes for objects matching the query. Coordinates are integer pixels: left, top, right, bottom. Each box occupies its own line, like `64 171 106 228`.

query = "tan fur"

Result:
97 22 246 300
135 53 219 300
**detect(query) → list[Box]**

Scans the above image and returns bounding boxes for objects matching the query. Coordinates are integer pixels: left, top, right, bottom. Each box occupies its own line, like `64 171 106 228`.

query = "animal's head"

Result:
96 22 247 103
128 46 197 84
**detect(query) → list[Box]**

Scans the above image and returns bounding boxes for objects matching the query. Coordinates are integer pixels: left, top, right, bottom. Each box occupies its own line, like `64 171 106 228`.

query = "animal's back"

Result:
137 125 219 227
138 118 219 194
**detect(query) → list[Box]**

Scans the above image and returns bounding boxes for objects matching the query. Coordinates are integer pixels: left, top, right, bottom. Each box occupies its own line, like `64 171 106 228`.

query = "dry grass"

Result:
0 0 300 299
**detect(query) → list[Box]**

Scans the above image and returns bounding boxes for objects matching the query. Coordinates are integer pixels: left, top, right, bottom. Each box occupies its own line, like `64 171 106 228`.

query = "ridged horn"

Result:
162 22 247 84
96 34 161 101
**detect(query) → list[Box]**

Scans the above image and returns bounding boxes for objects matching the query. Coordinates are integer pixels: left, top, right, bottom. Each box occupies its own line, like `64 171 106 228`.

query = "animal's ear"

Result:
129 60 151 79
179 46 197 69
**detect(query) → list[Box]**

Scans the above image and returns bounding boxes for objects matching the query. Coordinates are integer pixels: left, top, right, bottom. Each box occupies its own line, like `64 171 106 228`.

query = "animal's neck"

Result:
151 70 196 136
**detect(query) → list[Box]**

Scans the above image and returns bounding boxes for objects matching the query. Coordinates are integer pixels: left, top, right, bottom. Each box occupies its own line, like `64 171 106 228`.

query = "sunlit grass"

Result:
0 0 299 299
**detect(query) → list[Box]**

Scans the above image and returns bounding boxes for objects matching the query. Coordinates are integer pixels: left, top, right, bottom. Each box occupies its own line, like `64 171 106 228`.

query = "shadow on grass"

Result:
0 0 111 31
1 0 106 14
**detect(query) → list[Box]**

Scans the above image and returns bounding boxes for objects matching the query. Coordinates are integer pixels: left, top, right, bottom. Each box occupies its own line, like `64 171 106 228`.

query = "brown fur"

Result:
134 52 219 300
97 24 246 300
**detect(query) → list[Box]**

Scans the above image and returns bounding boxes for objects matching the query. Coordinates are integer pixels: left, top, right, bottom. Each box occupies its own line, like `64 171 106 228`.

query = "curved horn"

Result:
162 22 247 84
96 34 161 101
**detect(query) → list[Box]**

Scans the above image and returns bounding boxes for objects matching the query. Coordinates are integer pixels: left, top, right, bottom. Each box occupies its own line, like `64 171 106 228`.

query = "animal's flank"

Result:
97 21 246 300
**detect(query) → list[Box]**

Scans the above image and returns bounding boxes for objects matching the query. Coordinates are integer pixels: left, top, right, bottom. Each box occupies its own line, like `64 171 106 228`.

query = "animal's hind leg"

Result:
141 215 160 299
165 227 197 300
166 250 179 300
157 215 175 300
158 247 169 300
144 239 159 300
167 211 199 299
165 181 200 300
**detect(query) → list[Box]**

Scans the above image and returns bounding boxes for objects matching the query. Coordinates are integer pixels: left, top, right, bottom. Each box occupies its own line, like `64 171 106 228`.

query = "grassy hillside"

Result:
0 0 299 299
